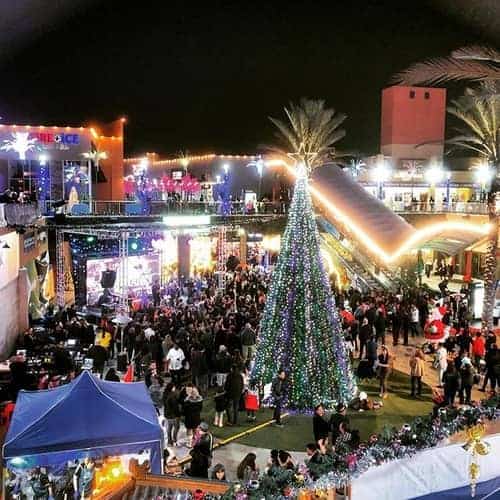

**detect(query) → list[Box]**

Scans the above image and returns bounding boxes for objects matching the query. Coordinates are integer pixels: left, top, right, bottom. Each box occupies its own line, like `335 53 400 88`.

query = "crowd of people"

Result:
2 266 498 487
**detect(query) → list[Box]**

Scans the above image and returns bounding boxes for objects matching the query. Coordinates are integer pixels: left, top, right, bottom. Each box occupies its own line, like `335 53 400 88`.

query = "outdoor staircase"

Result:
319 218 399 293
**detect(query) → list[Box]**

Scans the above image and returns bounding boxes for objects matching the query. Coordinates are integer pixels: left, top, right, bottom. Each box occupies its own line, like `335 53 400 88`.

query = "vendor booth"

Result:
3 370 163 499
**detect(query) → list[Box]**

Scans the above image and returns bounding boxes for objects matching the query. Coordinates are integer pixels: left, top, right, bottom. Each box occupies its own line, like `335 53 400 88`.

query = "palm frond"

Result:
393 57 500 85
269 98 347 172
452 46 500 64
446 83 499 163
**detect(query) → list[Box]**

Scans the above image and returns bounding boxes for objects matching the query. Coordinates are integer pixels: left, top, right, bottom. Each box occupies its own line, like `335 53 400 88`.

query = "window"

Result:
424 91 430 99
409 90 416 99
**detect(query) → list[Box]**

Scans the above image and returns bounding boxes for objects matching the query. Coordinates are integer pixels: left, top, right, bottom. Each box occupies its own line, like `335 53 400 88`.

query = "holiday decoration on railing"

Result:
462 423 491 497
222 396 499 499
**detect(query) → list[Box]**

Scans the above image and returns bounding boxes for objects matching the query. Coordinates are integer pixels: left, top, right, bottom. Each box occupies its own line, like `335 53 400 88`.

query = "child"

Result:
245 385 259 422
214 385 226 428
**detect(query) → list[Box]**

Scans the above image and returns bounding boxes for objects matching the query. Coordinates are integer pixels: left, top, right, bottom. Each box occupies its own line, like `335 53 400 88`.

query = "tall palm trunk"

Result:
482 190 498 330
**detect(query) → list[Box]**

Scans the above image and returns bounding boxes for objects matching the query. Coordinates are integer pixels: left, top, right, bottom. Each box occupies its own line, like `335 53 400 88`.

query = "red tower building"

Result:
380 85 446 165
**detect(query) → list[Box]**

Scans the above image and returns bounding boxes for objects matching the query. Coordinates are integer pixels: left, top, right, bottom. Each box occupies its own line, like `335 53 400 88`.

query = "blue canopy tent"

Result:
3 370 163 473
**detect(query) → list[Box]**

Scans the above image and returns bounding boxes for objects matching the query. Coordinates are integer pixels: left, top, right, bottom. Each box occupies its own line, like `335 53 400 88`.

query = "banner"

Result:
63 241 75 305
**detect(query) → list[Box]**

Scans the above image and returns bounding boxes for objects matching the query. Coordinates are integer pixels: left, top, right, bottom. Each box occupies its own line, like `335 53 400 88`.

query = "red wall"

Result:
381 86 446 147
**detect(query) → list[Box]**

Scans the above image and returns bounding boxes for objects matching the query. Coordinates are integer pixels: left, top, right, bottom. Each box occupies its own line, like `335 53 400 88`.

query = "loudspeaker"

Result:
100 270 117 289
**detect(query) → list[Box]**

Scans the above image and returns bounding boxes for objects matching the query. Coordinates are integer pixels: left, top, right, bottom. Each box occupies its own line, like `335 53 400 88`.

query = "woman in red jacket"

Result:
471 332 486 368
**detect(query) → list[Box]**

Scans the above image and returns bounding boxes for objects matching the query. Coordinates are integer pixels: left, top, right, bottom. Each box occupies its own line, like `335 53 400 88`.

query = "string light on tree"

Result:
251 161 357 410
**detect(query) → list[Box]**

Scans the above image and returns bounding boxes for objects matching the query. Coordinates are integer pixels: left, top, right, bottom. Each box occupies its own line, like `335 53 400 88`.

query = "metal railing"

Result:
42 199 289 217
388 200 488 215
0 202 41 226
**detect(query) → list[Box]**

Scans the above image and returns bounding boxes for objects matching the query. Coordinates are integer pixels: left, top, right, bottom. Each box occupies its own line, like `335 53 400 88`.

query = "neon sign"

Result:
30 132 80 145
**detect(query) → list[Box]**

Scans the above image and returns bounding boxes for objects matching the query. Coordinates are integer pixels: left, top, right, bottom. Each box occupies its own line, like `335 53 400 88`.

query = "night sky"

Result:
0 0 497 157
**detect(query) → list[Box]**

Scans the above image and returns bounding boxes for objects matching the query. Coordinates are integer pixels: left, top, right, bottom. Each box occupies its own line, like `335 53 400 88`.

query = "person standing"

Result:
436 343 448 387
366 335 378 371
240 323 257 362
183 387 203 444
409 348 425 398
459 358 474 405
377 345 392 399
374 308 386 345
409 304 419 339
312 404 329 444
271 370 287 427
215 345 232 387
163 383 181 446
166 342 185 386
442 362 460 406
152 279 161 307
358 318 371 360
190 343 209 397
471 332 486 369
224 365 244 426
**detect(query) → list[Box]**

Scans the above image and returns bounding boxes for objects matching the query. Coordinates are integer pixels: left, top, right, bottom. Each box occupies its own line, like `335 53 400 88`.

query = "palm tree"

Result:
394 47 500 329
393 46 500 86
269 98 347 172
445 82 499 328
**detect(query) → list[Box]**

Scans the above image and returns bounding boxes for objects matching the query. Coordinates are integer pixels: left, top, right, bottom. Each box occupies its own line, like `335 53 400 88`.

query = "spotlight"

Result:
130 241 138 250
86 236 95 243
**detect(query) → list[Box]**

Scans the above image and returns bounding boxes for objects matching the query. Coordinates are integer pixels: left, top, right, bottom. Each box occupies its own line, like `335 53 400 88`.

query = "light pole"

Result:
475 161 494 202
425 163 445 211
371 159 391 201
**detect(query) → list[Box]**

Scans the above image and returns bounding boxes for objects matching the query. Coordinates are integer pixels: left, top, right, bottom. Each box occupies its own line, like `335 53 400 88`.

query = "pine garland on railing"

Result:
222 396 500 500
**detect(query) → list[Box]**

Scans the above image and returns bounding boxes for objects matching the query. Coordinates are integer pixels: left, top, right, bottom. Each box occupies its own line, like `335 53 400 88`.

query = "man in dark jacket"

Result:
374 310 386 345
191 344 209 397
240 323 256 362
312 404 329 444
215 345 232 386
224 365 244 425
366 336 378 371
358 318 372 360
271 370 287 427
163 383 181 446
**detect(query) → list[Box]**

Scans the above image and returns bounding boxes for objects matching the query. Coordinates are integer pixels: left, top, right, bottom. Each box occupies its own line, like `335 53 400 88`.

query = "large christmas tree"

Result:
252 166 357 410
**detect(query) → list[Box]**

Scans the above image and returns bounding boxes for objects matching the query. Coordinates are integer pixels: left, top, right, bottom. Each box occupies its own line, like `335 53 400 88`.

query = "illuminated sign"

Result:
0 131 82 160
162 215 211 226
30 132 80 145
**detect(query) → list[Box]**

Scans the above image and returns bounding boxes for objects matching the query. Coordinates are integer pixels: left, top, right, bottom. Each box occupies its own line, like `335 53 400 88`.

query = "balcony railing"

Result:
0 202 41 226
388 200 488 215
42 200 289 217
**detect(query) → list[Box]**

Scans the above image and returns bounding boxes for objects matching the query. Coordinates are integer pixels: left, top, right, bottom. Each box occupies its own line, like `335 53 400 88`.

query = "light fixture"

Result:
39 154 48 166
222 163 230 174
475 161 494 186
425 164 444 185
371 160 391 182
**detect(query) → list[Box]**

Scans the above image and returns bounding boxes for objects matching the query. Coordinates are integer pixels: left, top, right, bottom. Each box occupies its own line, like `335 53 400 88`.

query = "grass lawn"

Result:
201 370 433 451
